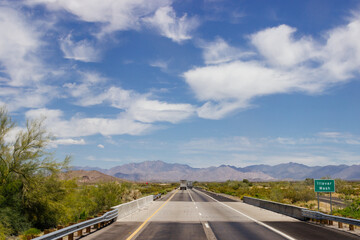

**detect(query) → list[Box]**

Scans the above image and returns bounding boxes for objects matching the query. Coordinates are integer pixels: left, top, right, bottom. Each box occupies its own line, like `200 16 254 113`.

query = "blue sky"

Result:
1 0 360 168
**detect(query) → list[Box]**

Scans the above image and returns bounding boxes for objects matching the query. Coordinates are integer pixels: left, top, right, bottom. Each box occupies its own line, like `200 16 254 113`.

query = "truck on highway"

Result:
180 180 187 190
187 181 193 189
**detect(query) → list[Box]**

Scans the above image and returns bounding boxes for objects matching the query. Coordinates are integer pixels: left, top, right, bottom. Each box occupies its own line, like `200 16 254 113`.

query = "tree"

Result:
0 107 70 234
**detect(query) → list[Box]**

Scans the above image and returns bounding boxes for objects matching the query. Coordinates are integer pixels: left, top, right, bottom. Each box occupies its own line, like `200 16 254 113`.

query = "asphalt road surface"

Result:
318 195 347 207
82 189 360 240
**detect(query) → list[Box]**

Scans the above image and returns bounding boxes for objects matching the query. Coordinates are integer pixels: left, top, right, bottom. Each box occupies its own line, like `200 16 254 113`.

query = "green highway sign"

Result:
314 179 335 192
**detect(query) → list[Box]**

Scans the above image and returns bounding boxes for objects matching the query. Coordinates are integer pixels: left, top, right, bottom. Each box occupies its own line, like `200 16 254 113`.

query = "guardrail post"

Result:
85 218 92 233
77 229 83 237
68 233 74 240
96 213 102 229
338 222 343 228
56 225 64 240
349 224 355 231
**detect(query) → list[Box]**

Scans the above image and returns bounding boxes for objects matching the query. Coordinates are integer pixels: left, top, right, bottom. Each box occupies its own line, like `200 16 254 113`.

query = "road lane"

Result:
191 189 290 240
82 189 360 240
81 222 142 240
136 222 207 240
169 189 192 202
194 188 360 240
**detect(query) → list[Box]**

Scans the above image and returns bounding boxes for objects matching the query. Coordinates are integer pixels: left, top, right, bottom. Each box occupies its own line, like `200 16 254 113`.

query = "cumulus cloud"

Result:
0 6 60 111
25 108 152 138
24 0 199 42
201 37 253 64
250 24 317 67
64 71 195 124
184 14 360 119
143 6 199 43
0 6 43 87
321 16 360 80
97 144 105 148
125 98 195 123
60 34 100 62
50 138 86 148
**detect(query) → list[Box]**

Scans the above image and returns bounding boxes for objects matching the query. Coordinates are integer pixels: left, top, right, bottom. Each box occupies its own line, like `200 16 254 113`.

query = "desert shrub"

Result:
0 223 11 240
22 228 41 239
334 198 360 219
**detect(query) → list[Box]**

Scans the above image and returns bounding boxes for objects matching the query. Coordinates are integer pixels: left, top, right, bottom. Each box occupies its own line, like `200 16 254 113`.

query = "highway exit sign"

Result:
314 179 335 192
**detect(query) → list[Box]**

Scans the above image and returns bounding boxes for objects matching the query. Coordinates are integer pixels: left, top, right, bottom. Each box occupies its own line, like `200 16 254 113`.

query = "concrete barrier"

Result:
243 196 307 220
112 195 154 219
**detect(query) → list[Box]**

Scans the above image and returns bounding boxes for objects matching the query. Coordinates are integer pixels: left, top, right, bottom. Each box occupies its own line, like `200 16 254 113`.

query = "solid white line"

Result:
193 189 297 240
199 212 202 216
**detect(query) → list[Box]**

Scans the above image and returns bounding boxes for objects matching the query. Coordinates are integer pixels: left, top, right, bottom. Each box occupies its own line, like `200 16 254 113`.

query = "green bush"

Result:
334 198 360 219
22 228 41 239
0 223 10 240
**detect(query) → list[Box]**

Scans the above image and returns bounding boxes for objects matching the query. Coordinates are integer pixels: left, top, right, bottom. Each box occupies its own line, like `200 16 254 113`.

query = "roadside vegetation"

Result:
195 178 360 219
0 108 177 239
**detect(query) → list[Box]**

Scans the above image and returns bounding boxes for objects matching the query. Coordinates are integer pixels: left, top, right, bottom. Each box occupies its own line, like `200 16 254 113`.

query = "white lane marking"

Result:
194 189 297 240
188 189 195 203
199 213 202 216
205 223 210 228
196 206 198 209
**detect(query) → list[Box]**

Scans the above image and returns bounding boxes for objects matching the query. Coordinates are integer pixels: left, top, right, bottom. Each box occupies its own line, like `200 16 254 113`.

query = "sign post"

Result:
314 179 335 213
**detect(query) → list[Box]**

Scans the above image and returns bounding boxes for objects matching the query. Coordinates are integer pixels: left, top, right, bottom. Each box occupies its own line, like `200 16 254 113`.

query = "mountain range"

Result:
59 170 129 184
72 160 360 182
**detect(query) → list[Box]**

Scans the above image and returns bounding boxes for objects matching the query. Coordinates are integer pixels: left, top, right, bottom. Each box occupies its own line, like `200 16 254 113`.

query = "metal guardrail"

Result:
33 209 118 240
302 209 360 227
33 195 155 239
153 193 161 200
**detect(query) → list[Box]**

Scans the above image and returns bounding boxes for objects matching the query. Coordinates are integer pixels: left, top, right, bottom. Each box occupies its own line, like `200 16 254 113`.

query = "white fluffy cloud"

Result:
24 0 199 42
321 16 360 80
0 6 43 86
201 37 253 64
251 24 317 67
185 60 327 119
60 34 100 62
125 98 195 124
184 14 360 119
143 6 199 43
64 71 195 124
25 108 152 137
50 138 86 147
0 6 58 111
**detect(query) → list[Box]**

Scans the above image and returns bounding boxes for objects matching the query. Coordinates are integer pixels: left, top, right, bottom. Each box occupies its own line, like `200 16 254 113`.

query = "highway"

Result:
83 188 360 240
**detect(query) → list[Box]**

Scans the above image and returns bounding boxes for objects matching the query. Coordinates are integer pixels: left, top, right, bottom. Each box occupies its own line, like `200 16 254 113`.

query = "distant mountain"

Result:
72 161 360 182
332 165 360 179
71 166 107 173
59 170 128 184
73 160 273 182
238 162 316 179
236 162 360 180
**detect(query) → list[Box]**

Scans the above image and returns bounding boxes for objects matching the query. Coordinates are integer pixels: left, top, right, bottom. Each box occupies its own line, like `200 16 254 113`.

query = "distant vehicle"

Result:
180 180 187 190
187 181 193 189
